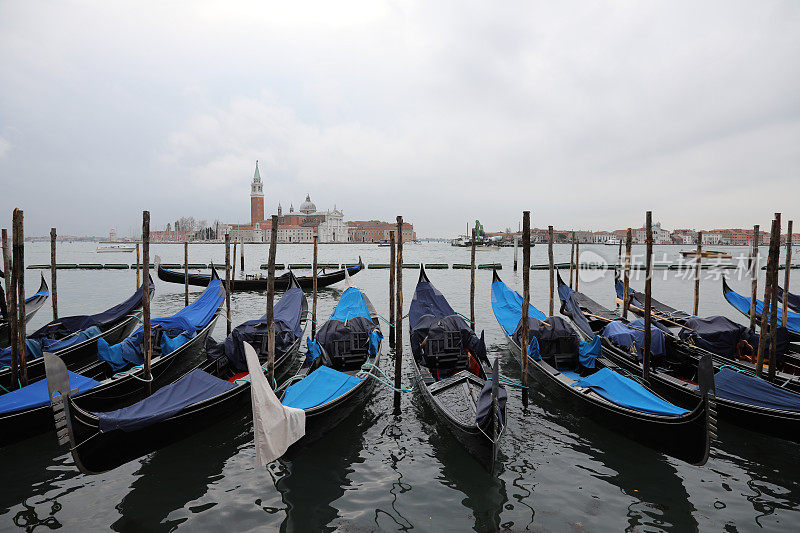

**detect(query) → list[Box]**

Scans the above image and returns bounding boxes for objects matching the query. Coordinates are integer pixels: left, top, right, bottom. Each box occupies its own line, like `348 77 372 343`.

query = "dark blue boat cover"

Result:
724 283 800 335
714 368 800 411
410 275 488 370
29 282 150 341
0 326 103 366
602 318 665 360
572 368 689 416
281 365 362 410
491 279 547 336
0 371 101 415
96 369 236 432
678 316 759 360
557 281 595 337
776 285 800 314
475 377 508 426
98 278 224 371
205 286 305 372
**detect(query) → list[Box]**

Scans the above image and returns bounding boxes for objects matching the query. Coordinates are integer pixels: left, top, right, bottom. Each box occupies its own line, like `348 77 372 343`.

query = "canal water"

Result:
1 242 797 532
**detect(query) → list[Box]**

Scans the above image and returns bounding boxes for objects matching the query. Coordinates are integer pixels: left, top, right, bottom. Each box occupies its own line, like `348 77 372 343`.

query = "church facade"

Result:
224 162 349 243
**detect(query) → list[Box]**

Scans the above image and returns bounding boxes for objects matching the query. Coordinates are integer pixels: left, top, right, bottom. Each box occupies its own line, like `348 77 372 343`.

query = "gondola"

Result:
278 270 382 450
45 273 307 474
0 271 225 447
1 281 152 392
491 270 713 465
613 272 692 325
776 285 800 314
409 267 506 471
0 274 50 348
558 272 800 442
617 274 800 389
722 277 800 342
157 257 364 292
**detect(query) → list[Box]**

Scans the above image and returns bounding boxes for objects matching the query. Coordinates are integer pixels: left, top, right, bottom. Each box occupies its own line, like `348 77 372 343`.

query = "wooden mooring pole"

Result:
521 211 531 407
231 240 237 289
756 217 780 376
749 225 759 330
136 243 140 289
311 235 318 341
240 239 245 272
513 235 519 271
548 225 554 317
394 216 404 414
184 241 189 307
575 240 580 292
622 228 632 319
470 228 476 330
2 229 18 388
569 231 575 289
643 212 653 382
13 209 27 386
768 214 782 382
693 231 702 316
782 220 793 328
388 231 396 349
142 211 151 394
267 215 278 387
225 233 231 335
50 228 58 320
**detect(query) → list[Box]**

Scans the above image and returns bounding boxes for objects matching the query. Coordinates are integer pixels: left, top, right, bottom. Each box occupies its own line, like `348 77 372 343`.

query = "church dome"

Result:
299 194 316 214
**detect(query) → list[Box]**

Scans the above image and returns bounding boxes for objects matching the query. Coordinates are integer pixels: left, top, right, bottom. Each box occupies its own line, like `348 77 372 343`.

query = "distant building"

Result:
225 162 349 243
348 220 415 242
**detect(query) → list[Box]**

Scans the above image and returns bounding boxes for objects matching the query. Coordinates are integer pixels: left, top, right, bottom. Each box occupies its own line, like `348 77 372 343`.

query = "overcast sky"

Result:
1 1 798 238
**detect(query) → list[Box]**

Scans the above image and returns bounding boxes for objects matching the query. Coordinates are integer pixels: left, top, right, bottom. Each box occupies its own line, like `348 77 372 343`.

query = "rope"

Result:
456 312 475 325
0 383 9 393
113 365 154 382
719 364 758 377
488 376 528 389
618 367 646 385
126 314 144 324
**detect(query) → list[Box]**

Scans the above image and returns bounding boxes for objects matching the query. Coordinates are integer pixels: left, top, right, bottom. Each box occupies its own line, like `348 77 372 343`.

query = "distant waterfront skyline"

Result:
2 1 798 238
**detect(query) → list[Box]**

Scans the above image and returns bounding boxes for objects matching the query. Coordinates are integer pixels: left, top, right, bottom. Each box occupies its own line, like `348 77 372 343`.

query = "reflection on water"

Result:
112 411 252 531
2 243 800 531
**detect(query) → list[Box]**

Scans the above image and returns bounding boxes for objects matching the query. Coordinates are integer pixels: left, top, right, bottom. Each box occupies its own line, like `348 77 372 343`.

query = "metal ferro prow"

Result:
44 352 78 446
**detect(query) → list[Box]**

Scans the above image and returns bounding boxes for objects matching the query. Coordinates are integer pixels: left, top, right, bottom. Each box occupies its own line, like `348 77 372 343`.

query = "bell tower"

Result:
250 161 264 224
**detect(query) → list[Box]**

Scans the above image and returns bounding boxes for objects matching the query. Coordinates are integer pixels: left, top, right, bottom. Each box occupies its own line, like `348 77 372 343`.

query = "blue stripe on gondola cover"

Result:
725 284 800 334
572 368 689 417
491 279 547 336
0 371 101 415
98 278 225 371
281 365 362 410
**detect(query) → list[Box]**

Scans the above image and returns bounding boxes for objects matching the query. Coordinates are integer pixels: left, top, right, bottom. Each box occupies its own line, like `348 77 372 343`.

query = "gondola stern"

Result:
418 264 429 284
492 269 502 284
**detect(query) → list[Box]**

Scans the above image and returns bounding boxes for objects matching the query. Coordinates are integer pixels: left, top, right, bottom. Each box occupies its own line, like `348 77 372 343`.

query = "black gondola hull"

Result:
0 315 218 447
505 336 711 465
0 275 49 348
0 314 141 393
157 262 363 292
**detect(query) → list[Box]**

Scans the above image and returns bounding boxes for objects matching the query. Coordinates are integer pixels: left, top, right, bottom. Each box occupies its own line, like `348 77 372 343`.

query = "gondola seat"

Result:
515 316 580 370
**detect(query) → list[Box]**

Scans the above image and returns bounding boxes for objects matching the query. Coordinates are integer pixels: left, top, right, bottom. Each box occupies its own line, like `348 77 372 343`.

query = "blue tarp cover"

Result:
281 365 362 410
0 371 101 415
1 326 103 366
572 368 689 416
725 284 800 335
714 368 800 412
96 369 236 432
329 287 371 322
98 278 224 371
491 279 548 336
602 318 665 360
579 336 601 369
